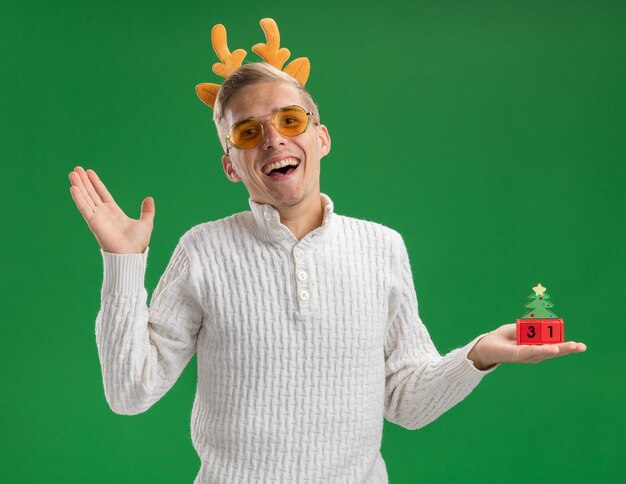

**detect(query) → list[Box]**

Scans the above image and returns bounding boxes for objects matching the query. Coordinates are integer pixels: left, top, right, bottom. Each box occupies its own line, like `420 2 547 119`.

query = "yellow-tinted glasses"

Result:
226 105 315 154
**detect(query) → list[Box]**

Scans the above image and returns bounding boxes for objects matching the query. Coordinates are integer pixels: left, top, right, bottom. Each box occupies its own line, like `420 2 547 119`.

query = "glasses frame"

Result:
225 105 316 155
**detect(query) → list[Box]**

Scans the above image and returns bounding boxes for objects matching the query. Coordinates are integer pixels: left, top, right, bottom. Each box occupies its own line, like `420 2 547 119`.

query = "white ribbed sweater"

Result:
95 193 496 483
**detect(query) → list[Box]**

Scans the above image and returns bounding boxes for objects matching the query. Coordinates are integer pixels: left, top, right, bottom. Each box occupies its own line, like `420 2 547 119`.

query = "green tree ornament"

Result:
521 283 559 318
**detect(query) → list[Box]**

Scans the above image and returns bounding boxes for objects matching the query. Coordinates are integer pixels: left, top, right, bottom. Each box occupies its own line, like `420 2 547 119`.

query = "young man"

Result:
68 63 586 483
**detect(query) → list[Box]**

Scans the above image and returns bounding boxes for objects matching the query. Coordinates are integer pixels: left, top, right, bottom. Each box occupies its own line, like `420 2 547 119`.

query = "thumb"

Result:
140 196 155 223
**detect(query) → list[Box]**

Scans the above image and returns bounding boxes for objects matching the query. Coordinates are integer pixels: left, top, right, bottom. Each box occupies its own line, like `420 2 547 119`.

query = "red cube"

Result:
517 320 542 345
516 318 564 345
541 319 563 343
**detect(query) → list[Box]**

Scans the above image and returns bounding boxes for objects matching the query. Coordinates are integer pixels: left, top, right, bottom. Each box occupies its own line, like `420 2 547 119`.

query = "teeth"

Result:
262 158 300 175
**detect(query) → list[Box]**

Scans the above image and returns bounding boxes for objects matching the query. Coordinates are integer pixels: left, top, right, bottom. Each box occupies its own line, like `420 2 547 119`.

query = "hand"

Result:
467 323 587 371
69 166 155 254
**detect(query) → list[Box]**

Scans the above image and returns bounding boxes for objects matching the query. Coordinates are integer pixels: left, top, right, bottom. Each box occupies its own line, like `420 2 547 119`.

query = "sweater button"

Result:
297 271 308 281
294 247 304 258
299 290 310 301
275 232 284 240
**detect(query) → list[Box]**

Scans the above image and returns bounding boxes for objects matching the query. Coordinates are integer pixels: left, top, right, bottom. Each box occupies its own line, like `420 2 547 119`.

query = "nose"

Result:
260 119 288 150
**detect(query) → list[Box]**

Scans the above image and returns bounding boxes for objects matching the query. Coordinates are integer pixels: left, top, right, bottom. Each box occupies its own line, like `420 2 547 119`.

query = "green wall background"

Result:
2 0 624 482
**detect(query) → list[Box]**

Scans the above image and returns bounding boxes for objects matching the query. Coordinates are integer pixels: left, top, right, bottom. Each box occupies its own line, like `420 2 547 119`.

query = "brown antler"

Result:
252 18 310 85
252 18 291 70
196 24 247 108
211 24 247 77
196 18 312 109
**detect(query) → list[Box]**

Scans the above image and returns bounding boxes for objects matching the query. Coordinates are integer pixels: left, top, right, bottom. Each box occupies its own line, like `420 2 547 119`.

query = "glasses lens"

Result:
230 119 263 150
228 106 310 151
275 107 309 137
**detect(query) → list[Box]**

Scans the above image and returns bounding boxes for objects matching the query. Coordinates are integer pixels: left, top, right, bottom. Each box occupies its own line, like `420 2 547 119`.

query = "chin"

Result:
276 195 304 208
273 190 306 208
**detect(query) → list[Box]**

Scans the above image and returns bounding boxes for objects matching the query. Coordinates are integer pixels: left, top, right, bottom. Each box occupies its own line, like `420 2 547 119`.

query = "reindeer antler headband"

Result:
195 18 310 109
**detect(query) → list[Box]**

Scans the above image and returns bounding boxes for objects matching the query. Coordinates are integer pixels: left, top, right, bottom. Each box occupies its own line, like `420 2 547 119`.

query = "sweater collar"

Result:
247 193 337 248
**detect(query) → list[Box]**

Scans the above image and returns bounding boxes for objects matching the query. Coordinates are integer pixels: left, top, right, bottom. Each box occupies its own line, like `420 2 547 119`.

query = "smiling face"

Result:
221 82 331 210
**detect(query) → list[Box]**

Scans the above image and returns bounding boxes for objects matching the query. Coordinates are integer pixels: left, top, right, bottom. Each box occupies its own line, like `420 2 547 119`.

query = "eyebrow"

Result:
232 105 301 124
237 106 281 120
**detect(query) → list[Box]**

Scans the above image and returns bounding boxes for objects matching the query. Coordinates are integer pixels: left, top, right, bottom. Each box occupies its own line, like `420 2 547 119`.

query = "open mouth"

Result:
262 157 301 179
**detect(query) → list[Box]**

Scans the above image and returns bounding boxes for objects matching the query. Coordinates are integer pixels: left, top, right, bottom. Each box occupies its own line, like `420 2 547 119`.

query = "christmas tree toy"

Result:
516 283 565 345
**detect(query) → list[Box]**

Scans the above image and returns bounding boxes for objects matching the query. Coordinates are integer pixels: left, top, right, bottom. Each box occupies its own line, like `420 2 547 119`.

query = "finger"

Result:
69 167 96 211
69 170 95 212
553 341 587 355
531 347 583 363
519 342 586 363
140 196 155 223
74 166 103 207
86 168 115 203
517 344 560 363
69 185 94 222
499 324 516 339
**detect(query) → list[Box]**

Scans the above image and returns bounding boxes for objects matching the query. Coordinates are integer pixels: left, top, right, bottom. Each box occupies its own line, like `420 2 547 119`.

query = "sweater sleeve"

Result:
383 232 498 430
95 240 203 415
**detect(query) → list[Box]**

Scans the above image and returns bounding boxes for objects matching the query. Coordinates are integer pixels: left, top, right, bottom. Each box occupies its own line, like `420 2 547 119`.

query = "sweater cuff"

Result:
443 333 500 383
100 246 150 295
462 332 500 374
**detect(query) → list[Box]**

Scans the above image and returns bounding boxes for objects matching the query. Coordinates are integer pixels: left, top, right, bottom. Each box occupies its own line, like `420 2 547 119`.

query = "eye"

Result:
279 115 304 128
239 127 259 139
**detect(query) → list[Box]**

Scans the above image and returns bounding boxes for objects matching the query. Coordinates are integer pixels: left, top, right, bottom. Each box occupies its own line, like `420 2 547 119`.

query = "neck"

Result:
276 192 324 241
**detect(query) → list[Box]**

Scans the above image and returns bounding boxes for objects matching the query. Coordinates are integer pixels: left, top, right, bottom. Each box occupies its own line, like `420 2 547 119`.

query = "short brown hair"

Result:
213 62 319 151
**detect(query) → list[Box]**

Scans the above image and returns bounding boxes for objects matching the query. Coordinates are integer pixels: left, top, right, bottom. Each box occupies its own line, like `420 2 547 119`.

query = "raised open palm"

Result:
69 166 155 254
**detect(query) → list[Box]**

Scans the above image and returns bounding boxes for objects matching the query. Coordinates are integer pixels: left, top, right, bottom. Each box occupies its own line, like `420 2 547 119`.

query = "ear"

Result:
221 154 242 183
316 124 331 158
